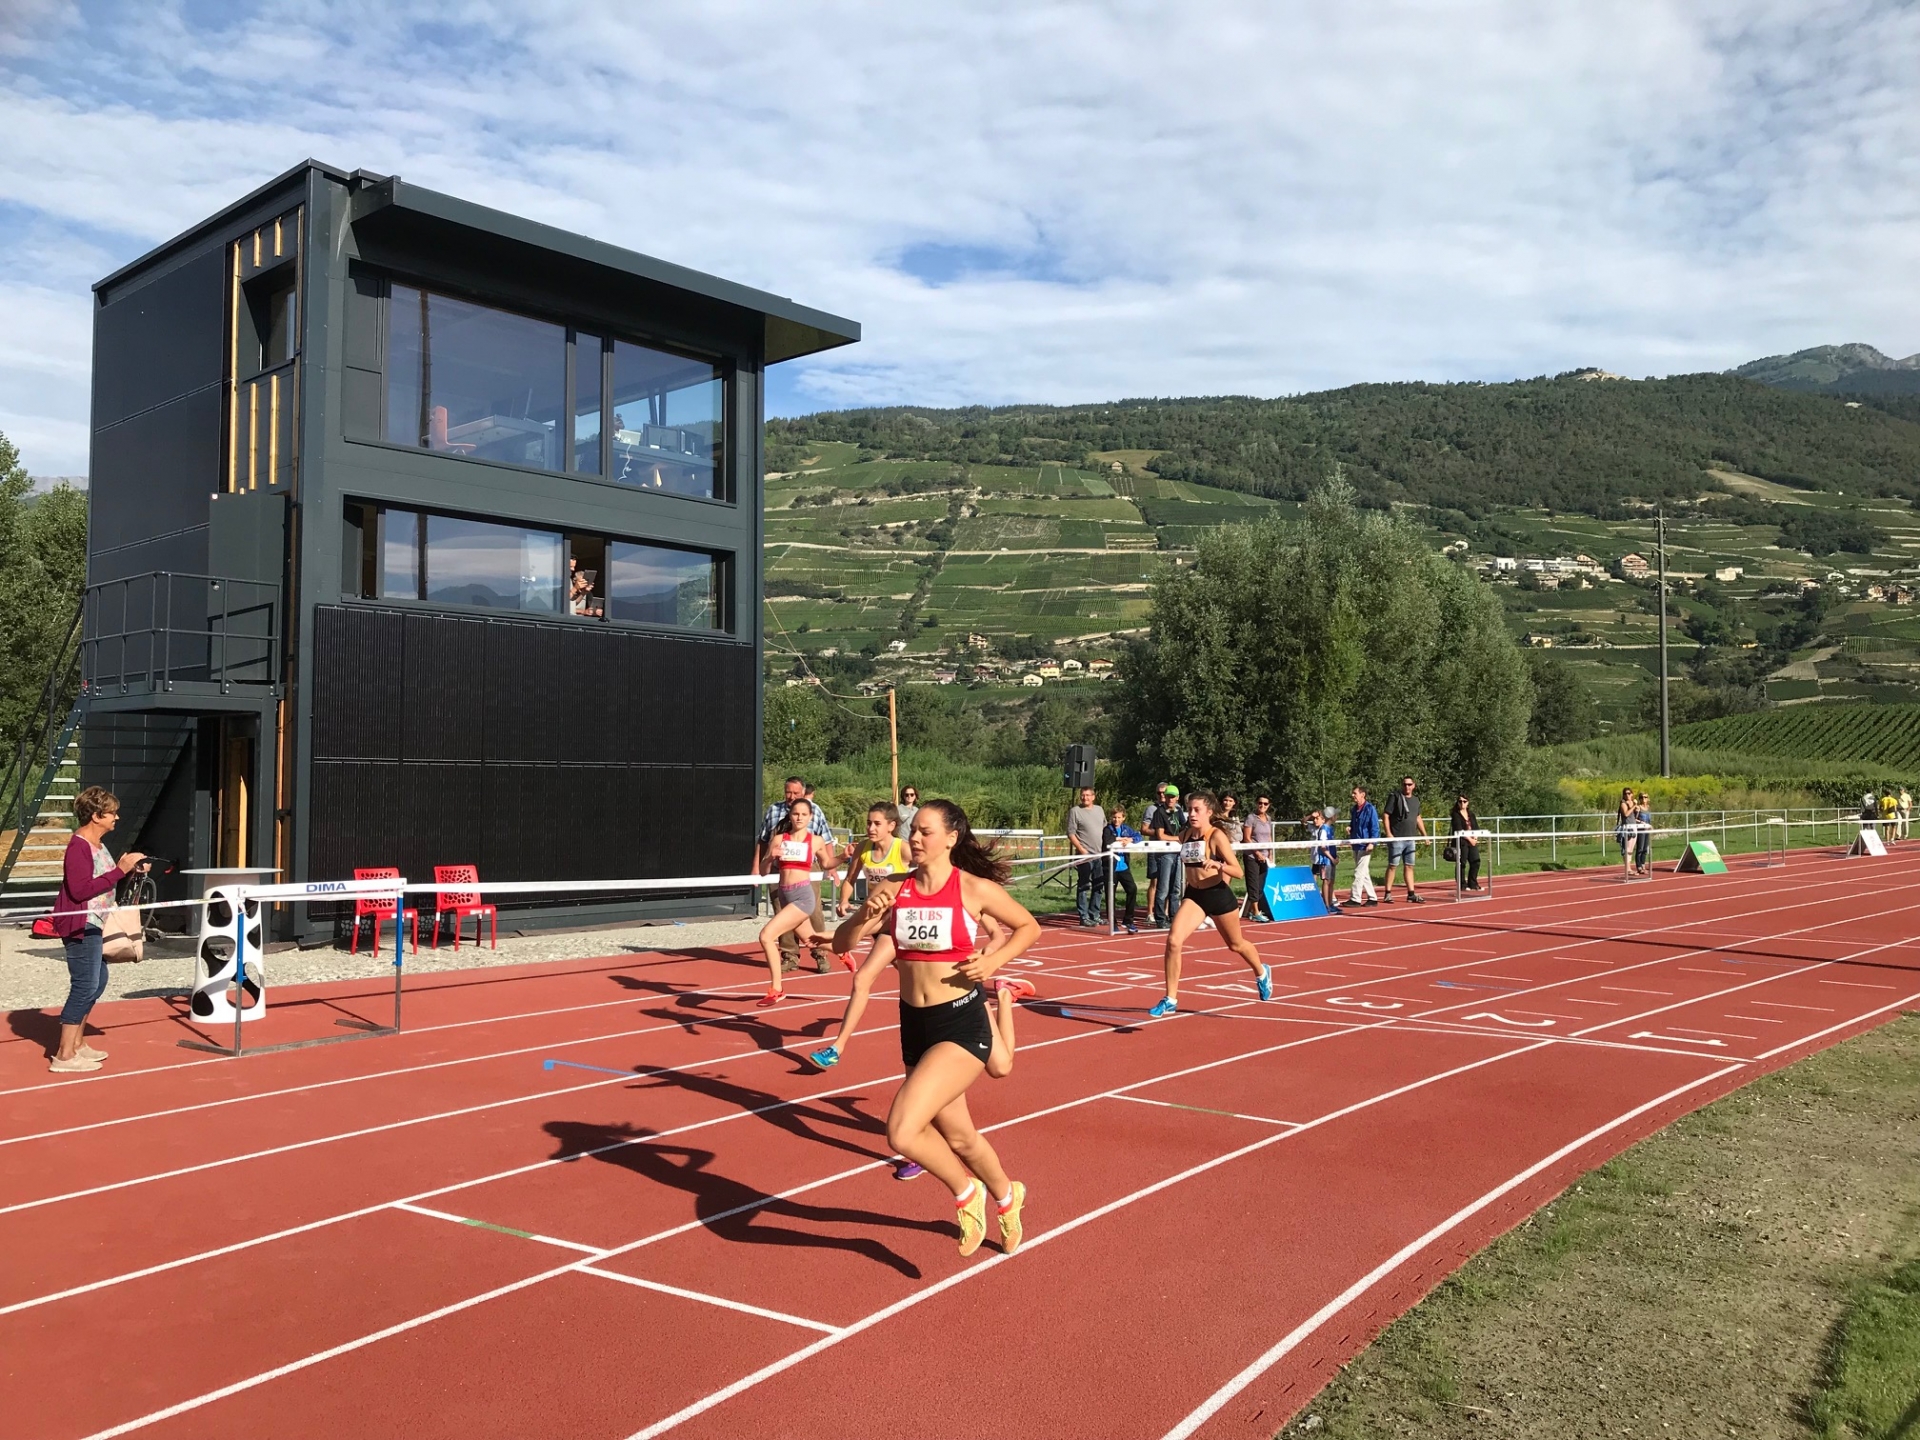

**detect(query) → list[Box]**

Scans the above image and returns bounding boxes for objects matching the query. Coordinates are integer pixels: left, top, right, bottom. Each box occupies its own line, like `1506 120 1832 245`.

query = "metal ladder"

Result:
0 701 84 912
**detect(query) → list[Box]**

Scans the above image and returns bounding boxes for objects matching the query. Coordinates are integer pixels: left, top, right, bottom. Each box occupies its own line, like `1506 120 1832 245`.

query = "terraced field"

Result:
763 446 1273 656
1673 704 1920 769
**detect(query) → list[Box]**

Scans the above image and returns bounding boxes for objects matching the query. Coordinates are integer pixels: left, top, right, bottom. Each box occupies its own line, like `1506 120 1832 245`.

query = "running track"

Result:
5 848 1919 1440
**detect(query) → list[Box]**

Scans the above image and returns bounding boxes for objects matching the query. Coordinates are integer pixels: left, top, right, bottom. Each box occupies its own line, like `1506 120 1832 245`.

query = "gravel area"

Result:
0 915 765 1011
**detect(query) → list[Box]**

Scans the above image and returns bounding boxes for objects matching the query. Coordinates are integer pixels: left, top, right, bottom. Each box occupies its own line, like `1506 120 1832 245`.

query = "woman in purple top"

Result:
49 786 145 1074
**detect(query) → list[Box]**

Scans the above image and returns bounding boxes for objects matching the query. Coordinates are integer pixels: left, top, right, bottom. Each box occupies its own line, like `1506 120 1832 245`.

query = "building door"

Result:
214 719 256 869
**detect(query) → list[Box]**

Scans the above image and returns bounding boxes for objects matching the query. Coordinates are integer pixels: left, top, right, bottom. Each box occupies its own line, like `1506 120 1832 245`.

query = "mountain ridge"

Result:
1734 343 1920 396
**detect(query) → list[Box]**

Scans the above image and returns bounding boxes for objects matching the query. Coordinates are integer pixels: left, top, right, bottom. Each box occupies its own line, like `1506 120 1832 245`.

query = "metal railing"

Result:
82 572 281 696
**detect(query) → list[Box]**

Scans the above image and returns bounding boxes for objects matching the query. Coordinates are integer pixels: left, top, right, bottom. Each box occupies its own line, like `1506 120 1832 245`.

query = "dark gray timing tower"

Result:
80 160 858 942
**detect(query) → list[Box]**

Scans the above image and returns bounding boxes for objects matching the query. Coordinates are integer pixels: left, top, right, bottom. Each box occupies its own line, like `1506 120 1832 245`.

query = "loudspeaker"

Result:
1063 744 1096 789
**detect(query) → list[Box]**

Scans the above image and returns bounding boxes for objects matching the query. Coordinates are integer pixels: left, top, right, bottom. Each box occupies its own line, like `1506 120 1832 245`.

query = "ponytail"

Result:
920 798 1010 884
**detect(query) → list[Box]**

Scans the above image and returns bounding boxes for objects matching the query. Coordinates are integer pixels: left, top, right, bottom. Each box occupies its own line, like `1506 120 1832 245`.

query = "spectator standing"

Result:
1633 791 1653 874
1881 788 1899 843
1382 775 1426 903
896 785 920 834
1448 794 1482 890
1241 795 1276 922
1615 787 1637 871
1141 783 1170 923
1102 806 1143 932
1066 786 1106 927
1147 784 1187 927
49 787 145 1074
1347 786 1380 906
1901 786 1913 842
1861 792 1879 840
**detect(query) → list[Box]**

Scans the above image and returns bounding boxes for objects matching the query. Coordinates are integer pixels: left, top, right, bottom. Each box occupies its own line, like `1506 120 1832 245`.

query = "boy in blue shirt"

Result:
1101 806 1144 933
1309 808 1342 913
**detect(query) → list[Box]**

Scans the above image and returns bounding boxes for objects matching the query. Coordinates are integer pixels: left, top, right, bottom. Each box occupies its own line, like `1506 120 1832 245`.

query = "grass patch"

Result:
1280 1017 1920 1439
1808 1250 1920 1439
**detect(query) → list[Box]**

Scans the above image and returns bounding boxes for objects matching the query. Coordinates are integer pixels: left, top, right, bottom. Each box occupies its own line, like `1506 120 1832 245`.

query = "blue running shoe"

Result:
1148 996 1177 1018
1257 965 1272 1001
808 1045 840 1069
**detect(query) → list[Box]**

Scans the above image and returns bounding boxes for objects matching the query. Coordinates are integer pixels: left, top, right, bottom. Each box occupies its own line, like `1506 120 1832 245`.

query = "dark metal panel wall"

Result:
88 386 225 558
306 606 755 896
91 248 227 430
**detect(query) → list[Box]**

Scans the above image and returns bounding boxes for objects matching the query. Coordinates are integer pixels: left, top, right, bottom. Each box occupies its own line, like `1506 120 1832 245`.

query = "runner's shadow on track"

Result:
546 1120 940 1276
1026 1000 1144 1034
620 1062 892 1161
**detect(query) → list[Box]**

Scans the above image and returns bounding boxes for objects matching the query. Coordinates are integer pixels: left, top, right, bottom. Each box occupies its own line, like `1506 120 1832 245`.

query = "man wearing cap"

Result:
1144 783 1186 928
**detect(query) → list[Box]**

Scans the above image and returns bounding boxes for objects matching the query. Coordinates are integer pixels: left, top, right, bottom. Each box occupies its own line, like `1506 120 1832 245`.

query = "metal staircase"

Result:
0 703 83 913
1 606 84 913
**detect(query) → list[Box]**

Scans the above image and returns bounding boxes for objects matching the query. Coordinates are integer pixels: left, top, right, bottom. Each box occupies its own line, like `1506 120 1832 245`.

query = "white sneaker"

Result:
48 1054 102 1074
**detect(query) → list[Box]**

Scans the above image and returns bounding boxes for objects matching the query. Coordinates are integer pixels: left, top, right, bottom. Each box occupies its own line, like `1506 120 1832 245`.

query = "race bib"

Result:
778 839 810 864
895 905 954 952
1181 840 1208 864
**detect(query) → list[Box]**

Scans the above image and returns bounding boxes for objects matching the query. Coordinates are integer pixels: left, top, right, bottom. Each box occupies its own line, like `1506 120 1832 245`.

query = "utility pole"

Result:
888 687 900 803
1657 506 1671 778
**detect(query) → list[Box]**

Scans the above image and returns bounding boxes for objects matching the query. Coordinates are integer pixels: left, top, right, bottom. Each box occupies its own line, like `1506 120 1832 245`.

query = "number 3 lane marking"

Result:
1461 1012 1556 1028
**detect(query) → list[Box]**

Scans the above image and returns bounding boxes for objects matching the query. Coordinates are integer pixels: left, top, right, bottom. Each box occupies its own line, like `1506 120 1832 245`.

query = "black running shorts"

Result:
899 987 993 1069
1187 882 1239 918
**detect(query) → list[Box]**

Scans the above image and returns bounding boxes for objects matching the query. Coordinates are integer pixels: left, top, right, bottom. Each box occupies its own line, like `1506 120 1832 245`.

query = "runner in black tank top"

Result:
1151 791 1271 1018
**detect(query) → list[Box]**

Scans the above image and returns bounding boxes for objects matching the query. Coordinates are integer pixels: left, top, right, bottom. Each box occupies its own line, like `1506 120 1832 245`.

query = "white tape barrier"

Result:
0 816 1879 923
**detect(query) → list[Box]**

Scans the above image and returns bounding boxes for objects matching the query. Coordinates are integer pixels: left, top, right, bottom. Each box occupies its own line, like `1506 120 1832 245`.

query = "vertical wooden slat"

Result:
267 371 280 488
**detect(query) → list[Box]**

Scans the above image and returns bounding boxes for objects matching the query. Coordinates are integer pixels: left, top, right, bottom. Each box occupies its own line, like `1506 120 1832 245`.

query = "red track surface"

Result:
6 848 1919 1440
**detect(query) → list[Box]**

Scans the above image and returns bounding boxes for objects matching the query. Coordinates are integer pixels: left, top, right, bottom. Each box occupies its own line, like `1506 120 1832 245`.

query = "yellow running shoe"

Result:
956 1182 988 1257
996 1180 1027 1256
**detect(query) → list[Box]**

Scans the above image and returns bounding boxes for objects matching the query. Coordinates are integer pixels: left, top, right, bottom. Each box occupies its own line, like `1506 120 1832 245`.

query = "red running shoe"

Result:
755 990 783 1008
988 976 1038 1001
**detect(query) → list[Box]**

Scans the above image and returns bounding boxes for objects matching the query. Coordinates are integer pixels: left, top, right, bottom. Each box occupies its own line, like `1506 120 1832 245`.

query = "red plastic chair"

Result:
433 864 498 950
351 866 418 955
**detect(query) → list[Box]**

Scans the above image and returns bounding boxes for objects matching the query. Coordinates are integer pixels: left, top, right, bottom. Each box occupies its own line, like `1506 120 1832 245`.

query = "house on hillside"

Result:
1619 554 1652 578
1022 674 1044 687
886 639 908 653
1714 566 1744 582
1524 633 1555 647
1037 663 1062 679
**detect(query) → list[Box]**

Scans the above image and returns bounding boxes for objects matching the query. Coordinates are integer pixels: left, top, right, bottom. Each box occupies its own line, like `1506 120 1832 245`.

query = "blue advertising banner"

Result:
1262 865 1330 921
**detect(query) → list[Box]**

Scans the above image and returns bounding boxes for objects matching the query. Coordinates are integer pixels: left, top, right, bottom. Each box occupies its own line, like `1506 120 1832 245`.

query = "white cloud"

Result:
2 0 1918 473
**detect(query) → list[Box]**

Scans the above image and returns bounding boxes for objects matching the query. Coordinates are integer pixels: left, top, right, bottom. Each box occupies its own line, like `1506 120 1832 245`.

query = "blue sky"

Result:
3 0 1918 476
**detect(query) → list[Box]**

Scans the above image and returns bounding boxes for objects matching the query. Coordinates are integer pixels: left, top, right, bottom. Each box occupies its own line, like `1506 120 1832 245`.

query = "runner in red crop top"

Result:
867 800 1042 1258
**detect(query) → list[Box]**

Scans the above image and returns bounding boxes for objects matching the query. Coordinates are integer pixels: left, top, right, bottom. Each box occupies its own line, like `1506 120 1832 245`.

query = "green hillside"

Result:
1672 704 1920 770
769 371 1920 515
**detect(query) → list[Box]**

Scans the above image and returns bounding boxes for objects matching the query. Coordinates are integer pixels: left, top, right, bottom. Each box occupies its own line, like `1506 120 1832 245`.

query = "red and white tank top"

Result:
775 833 815 877
886 867 979 965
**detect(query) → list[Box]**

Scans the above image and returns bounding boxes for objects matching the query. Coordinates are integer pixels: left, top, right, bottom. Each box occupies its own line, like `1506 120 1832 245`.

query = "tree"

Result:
1112 476 1532 812
0 432 87 780
1525 652 1596 745
762 684 834 772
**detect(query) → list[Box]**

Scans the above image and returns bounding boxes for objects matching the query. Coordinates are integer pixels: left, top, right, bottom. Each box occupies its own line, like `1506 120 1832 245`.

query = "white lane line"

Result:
0 961 825 1101
1601 986 1670 995
64 1018 1431 1440
1724 1015 1785 1024
1156 1062 1746 1440
0 991 1302 1318
1108 1093 1301 1128
1753 988 1920 1060
1750 1000 1834 1013
1819 979 1899 990
577 1265 844 1334
0 991 853 1150
1560 999 1618 1007
618 1040 1559 1440
390 1202 607 1255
